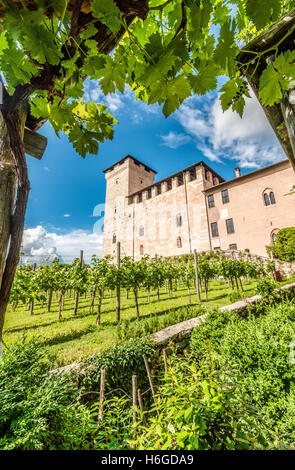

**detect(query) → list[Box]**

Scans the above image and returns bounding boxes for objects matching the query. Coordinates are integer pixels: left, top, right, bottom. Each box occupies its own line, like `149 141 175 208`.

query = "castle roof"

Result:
203 159 290 192
128 160 225 197
103 154 157 174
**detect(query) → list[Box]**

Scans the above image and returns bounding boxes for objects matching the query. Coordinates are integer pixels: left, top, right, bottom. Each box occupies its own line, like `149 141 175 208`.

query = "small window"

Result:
229 243 237 250
156 183 162 195
116 178 119 184
213 246 220 250
213 177 219 185
166 179 172 191
270 191 276 205
139 226 144 237
211 222 219 238
205 169 210 181
177 174 184 186
208 194 215 208
138 192 142 203
264 193 270 206
146 188 152 199
221 189 229 204
226 218 235 234
189 168 196 181
112 234 116 244
140 244 144 255
176 214 182 227
177 236 182 248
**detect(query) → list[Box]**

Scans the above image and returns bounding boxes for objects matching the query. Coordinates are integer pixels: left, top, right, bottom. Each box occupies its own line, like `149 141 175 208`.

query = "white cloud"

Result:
160 131 191 149
172 92 285 169
83 80 160 122
63 214 71 218
22 226 103 264
105 93 124 112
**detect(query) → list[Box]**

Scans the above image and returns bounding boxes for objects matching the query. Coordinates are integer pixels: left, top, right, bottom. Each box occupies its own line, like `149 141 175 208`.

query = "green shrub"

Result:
0 335 136 450
271 227 295 262
228 291 242 303
78 337 155 397
133 358 274 450
0 336 93 449
116 305 205 342
255 276 277 297
190 299 295 446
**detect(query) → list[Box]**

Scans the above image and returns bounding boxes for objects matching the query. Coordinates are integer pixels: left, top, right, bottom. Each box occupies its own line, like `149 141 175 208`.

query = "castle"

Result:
102 155 295 259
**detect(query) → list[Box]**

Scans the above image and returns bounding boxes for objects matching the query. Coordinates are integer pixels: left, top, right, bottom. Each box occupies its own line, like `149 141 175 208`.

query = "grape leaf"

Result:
246 0 282 30
91 0 121 34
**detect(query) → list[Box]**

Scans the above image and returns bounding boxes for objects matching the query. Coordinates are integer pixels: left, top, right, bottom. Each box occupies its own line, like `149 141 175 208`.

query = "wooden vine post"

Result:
73 250 83 315
163 348 168 373
131 374 137 448
116 241 121 323
143 354 159 416
98 368 106 422
194 250 201 302
29 263 37 315
137 389 146 425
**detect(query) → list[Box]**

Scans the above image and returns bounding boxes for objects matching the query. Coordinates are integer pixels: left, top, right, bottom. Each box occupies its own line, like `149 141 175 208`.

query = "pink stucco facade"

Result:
102 156 295 259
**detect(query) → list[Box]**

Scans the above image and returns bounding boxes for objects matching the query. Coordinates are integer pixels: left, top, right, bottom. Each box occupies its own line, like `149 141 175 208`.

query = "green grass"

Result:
3 277 293 367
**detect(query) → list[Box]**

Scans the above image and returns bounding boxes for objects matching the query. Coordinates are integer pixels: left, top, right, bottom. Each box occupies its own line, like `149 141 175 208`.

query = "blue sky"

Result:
23 80 285 263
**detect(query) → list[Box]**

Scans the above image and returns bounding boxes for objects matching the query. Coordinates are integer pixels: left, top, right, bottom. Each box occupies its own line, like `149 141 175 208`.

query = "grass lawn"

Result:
3 277 294 367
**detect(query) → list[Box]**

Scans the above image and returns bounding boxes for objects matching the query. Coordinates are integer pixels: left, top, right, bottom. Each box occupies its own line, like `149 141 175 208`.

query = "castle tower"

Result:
102 155 156 258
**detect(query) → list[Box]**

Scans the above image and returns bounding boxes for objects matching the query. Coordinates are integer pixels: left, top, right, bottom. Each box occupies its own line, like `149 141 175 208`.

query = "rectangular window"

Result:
146 188 152 199
226 218 235 234
138 192 142 203
205 169 210 181
221 189 229 204
189 168 196 181
211 222 219 237
208 194 215 208
177 173 184 186
156 183 162 195
166 179 172 190
229 243 237 250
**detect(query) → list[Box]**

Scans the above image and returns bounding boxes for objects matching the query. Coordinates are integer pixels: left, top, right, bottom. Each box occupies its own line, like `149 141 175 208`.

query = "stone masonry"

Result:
102 155 295 259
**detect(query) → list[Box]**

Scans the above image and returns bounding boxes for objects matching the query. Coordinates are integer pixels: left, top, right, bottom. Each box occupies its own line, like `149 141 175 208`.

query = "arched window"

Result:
139 226 144 237
271 229 279 244
270 191 276 205
112 234 116 244
176 214 182 227
140 244 144 255
264 193 270 206
263 189 276 206
177 236 182 248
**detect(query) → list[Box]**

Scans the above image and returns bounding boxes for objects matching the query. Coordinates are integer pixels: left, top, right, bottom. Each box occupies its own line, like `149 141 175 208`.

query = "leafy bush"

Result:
133 358 274 450
116 305 205 342
0 336 92 449
78 337 155 397
190 299 295 446
255 276 277 297
0 336 137 450
228 291 242 303
271 227 295 262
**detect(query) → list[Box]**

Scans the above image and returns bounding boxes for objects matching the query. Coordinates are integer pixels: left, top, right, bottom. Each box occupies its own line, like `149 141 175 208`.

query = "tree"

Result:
0 0 294 353
271 227 295 262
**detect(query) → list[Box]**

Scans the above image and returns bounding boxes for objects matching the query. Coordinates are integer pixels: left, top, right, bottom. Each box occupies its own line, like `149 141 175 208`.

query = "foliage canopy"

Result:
1 0 295 157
